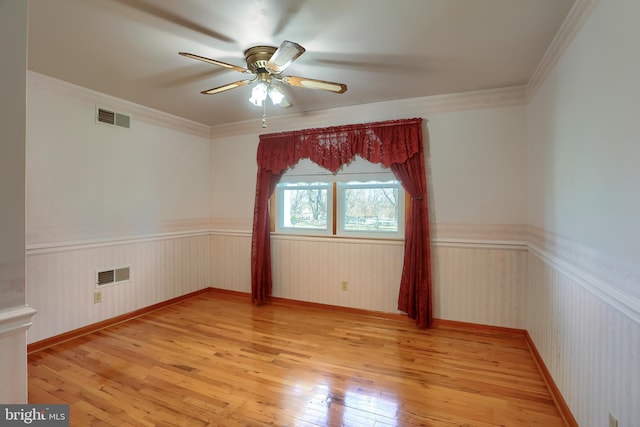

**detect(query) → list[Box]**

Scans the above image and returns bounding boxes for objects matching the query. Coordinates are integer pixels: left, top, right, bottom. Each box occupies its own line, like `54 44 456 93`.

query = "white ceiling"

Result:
28 0 575 127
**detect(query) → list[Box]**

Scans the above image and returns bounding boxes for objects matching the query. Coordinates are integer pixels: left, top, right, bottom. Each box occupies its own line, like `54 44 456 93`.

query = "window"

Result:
275 182 332 234
337 181 402 238
273 157 405 239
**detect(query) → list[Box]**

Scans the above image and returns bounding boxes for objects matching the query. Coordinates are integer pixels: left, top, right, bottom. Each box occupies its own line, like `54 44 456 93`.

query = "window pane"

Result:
281 187 328 229
343 186 399 232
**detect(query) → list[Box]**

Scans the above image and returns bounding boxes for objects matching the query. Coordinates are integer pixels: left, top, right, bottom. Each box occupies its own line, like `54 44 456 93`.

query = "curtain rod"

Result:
260 117 423 140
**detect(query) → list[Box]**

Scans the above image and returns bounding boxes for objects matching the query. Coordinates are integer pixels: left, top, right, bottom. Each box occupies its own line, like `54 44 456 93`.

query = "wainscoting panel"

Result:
271 235 405 313
525 251 640 427
26 233 210 343
210 232 529 323
209 231 252 293
433 243 527 328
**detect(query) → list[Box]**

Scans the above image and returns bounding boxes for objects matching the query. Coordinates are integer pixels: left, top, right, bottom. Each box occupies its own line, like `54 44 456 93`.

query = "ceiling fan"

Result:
179 40 347 112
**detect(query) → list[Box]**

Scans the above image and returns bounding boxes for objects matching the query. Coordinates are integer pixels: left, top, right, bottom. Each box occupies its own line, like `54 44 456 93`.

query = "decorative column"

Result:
0 0 37 403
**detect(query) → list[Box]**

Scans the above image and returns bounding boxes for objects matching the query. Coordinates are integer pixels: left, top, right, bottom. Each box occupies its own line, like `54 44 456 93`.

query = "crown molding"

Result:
29 71 210 138
210 86 527 138
30 70 527 141
527 0 600 102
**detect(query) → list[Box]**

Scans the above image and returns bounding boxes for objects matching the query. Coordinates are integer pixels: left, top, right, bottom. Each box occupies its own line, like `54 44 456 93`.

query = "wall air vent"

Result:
96 266 131 287
96 107 131 129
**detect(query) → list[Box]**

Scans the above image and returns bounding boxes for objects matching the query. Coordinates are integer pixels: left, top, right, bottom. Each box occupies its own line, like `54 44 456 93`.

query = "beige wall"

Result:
0 0 34 404
209 92 527 230
25 73 212 342
525 0 640 425
26 72 529 341
26 73 211 246
0 0 27 310
208 89 528 327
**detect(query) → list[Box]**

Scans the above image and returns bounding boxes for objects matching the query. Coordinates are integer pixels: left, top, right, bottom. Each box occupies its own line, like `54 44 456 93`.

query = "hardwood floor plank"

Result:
29 291 566 426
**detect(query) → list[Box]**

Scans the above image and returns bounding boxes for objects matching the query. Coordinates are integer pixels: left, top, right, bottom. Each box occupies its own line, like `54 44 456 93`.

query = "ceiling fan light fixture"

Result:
267 85 285 105
249 81 269 106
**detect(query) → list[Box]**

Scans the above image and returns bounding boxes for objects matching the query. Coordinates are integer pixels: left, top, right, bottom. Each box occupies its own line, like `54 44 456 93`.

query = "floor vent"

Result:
96 107 131 129
96 267 131 287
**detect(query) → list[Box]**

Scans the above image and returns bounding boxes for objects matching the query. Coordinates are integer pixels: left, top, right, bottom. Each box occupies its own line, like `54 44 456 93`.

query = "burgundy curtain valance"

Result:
257 118 423 174
251 117 433 328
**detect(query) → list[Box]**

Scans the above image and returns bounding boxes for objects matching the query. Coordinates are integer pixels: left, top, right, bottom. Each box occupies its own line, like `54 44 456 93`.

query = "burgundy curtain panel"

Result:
250 118 433 328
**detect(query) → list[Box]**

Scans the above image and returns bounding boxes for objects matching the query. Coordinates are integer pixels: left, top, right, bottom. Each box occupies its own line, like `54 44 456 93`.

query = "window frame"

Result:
336 180 405 239
272 179 406 240
273 181 333 236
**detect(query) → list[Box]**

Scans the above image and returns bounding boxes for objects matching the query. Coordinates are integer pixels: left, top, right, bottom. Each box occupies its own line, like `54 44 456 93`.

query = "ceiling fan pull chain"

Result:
261 99 268 128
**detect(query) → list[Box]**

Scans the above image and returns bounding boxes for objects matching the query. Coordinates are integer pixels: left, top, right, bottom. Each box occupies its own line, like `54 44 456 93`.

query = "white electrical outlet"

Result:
341 281 348 291
94 291 102 304
609 413 618 427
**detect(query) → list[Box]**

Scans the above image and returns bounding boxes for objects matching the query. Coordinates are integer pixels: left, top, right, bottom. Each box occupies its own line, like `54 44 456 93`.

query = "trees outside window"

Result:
275 180 404 239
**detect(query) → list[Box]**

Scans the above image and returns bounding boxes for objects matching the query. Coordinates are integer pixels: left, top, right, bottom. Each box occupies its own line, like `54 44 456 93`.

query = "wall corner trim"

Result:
0 306 38 339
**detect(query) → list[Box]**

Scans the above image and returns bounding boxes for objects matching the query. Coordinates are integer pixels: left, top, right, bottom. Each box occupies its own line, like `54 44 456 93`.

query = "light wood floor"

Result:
29 292 566 426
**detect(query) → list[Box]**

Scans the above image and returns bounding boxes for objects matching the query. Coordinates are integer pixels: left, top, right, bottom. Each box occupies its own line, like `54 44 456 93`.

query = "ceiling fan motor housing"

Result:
244 46 277 73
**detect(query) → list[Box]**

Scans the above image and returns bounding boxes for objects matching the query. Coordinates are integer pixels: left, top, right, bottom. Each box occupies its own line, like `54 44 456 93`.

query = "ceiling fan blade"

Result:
201 79 253 95
281 76 347 93
179 52 251 74
266 40 305 74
